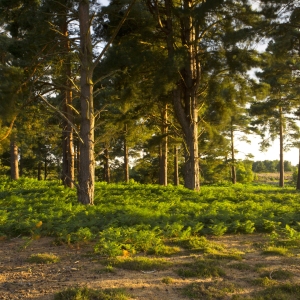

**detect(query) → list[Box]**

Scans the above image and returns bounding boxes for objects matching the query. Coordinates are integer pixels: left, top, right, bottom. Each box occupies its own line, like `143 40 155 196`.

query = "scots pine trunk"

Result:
159 105 168 186
61 12 74 188
78 0 95 205
38 162 42 181
124 124 129 183
103 147 111 183
230 118 236 184
297 148 300 190
174 0 200 190
44 157 47 180
10 138 19 180
165 0 200 191
173 145 179 185
279 107 284 187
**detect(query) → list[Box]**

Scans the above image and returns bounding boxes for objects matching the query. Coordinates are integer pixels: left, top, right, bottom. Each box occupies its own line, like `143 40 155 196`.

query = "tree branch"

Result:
92 0 137 70
0 116 17 142
38 94 83 144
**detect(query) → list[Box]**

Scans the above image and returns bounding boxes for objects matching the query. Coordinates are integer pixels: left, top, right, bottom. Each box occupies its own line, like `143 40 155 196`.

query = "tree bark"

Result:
230 118 236 184
162 105 168 185
10 138 19 180
19 147 23 177
297 148 300 190
44 157 47 180
104 147 111 183
173 145 179 185
61 12 74 188
164 0 200 191
124 124 129 183
159 105 168 186
77 0 95 204
38 161 42 181
279 107 284 187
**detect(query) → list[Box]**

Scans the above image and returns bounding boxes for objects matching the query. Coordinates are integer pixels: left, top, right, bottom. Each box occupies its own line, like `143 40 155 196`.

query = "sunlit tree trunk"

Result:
77 0 95 204
159 104 168 186
165 0 200 191
173 145 179 185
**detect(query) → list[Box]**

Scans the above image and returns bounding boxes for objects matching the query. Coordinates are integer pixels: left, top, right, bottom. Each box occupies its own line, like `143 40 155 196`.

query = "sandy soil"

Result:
1 234 300 300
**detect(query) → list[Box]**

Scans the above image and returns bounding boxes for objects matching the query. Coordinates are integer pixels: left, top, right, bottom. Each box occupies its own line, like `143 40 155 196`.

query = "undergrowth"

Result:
2 178 300 257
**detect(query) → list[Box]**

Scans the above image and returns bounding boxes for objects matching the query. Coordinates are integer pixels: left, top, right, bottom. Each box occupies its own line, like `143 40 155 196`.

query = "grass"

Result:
182 281 240 299
252 277 277 287
107 256 172 271
228 262 253 271
253 283 300 300
204 248 244 260
54 287 130 300
177 259 225 278
262 246 290 256
270 269 294 280
27 253 60 264
161 277 174 284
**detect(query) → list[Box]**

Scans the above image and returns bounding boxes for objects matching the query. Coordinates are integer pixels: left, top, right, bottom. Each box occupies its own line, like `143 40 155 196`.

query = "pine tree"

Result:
145 0 264 190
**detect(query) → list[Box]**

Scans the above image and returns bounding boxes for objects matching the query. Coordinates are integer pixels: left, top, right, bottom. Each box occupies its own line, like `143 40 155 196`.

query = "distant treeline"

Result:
252 160 294 173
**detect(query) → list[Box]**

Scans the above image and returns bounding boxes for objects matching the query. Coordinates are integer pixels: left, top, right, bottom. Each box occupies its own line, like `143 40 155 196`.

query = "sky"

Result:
236 136 299 166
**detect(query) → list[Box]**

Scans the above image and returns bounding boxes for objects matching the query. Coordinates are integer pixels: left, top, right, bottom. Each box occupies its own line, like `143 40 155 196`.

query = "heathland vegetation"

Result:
2 178 300 299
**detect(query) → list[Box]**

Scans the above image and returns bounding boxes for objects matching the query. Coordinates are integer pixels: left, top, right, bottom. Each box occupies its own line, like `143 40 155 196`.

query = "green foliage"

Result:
253 160 295 173
94 226 163 257
236 160 254 183
3 179 300 257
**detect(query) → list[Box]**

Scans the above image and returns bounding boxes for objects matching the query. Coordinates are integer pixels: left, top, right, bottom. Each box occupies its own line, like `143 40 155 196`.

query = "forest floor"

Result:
1 234 300 300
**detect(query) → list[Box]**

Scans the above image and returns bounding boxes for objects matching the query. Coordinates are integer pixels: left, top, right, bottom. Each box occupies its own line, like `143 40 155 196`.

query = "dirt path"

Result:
1 235 300 299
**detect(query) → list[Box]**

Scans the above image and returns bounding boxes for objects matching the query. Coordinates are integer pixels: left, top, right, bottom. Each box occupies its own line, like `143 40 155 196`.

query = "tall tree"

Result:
146 0 263 190
250 2 300 187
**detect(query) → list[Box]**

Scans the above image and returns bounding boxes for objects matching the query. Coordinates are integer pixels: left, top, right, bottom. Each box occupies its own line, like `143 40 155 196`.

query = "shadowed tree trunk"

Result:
44 157 47 180
230 117 236 184
61 12 74 188
38 161 42 181
103 147 111 183
297 148 300 190
10 138 19 180
279 107 284 187
124 124 129 183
